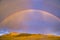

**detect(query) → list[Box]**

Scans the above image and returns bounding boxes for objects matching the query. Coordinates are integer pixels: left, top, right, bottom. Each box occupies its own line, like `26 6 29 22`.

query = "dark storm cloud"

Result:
0 0 60 22
0 0 32 35
0 0 60 35
0 0 32 22
53 23 60 32
0 9 60 35
0 0 29 22
31 0 60 18
0 0 2 2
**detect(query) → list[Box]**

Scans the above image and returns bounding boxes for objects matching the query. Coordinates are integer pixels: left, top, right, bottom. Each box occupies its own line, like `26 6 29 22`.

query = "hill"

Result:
0 32 60 40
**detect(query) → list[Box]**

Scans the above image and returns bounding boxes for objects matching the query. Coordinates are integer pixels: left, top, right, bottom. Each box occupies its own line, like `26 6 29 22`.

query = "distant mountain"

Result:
0 32 60 40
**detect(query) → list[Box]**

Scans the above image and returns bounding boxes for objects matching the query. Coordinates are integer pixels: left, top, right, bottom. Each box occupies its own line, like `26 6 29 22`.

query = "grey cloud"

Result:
0 9 60 35
0 0 60 35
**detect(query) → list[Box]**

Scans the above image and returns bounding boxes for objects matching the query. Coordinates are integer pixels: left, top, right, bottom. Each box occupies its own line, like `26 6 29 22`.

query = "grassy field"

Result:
0 32 60 40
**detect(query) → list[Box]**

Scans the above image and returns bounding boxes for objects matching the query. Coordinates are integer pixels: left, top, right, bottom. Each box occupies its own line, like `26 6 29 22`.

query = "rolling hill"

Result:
0 32 60 40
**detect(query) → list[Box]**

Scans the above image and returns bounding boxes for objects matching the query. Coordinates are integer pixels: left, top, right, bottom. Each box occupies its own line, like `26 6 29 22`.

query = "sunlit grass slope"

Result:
0 32 60 40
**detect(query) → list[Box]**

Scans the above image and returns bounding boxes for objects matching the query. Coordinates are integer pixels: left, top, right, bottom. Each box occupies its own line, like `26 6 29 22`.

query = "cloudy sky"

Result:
0 0 60 35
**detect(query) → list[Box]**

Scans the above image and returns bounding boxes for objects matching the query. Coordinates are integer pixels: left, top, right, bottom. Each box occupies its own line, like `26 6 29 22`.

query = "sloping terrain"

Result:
0 32 60 40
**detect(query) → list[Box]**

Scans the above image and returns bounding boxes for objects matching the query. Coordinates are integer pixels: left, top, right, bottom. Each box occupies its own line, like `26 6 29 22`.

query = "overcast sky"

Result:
0 0 60 35
0 0 60 22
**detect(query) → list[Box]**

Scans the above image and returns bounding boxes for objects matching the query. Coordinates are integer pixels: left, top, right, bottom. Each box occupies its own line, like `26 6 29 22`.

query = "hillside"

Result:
0 32 60 40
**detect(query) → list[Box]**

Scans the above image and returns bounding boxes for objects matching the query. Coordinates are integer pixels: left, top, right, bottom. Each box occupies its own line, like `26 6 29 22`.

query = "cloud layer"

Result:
0 9 60 35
